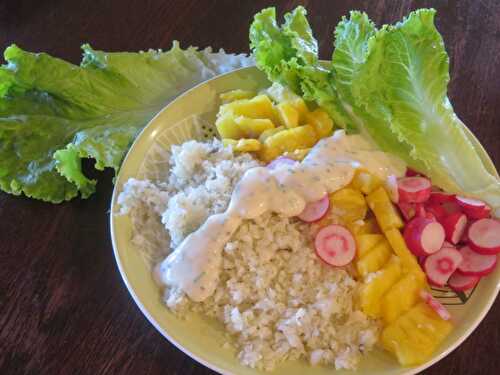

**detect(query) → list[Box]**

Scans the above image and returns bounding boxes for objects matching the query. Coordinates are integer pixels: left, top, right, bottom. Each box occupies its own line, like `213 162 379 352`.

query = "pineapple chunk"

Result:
381 273 424 324
234 117 275 138
223 138 261 152
329 188 367 223
219 89 256 103
355 233 384 258
216 113 245 139
347 217 381 235
360 257 402 317
305 108 334 138
356 240 392 277
259 126 285 143
259 125 317 162
351 170 383 195
384 228 426 282
381 302 453 366
366 187 404 231
225 94 277 120
283 148 311 161
288 98 309 123
276 102 299 128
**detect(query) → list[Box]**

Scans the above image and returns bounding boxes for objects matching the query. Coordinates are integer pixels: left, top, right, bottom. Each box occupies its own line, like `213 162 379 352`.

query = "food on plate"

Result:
113 7 500 370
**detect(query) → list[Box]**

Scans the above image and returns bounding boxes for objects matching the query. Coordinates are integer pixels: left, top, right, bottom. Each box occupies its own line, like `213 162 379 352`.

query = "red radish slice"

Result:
425 203 447 221
267 156 297 170
398 177 432 203
420 290 451 320
405 168 421 177
386 175 399 203
429 192 455 205
398 202 416 221
404 217 445 256
298 195 330 222
460 220 474 243
468 219 500 255
448 272 480 291
456 196 491 219
416 203 426 218
457 246 497 276
442 201 462 215
439 212 467 245
424 246 463 286
314 225 356 267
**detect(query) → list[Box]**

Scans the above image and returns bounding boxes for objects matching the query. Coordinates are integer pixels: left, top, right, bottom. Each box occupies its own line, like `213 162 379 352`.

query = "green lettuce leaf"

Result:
0 43 253 202
251 7 500 211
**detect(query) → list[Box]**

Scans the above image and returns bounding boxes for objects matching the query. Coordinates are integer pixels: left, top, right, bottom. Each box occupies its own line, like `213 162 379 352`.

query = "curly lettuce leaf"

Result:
347 9 500 209
0 43 253 202
251 7 500 211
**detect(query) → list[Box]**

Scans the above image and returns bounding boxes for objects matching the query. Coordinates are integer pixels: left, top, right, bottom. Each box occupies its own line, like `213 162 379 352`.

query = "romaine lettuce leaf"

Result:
250 7 500 211
0 43 253 203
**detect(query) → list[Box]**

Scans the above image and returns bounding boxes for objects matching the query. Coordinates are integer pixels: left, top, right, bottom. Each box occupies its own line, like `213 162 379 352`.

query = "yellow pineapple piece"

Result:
276 102 300 128
351 170 383 195
216 113 245 139
381 273 424 324
259 126 285 143
355 233 384 258
366 187 404 231
288 98 309 123
329 188 367 223
234 117 275 138
384 228 426 282
356 240 392 277
347 217 381 235
258 125 317 162
360 256 402 317
381 302 453 366
224 94 276 120
305 108 334 138
219 89 256 103
223 138 261 152
282 148 311 161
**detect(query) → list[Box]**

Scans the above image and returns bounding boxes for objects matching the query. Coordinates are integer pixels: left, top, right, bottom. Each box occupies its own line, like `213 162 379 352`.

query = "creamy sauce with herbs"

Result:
156 130 405 301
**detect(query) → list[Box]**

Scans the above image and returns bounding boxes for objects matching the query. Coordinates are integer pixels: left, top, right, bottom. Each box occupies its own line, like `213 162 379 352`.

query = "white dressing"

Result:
156 130 405 301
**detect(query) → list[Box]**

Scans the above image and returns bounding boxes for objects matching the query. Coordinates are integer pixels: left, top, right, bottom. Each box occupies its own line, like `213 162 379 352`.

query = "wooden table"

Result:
1 1 499 374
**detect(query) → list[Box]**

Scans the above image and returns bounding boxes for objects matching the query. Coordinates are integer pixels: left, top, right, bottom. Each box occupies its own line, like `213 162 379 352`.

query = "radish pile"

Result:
396 172 499 291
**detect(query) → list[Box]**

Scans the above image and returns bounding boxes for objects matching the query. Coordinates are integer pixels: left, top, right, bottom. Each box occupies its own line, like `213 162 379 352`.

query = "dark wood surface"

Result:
1 1 499 374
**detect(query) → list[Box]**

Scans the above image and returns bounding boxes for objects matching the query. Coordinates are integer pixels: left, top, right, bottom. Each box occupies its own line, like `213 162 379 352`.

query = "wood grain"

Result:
1 1 499 374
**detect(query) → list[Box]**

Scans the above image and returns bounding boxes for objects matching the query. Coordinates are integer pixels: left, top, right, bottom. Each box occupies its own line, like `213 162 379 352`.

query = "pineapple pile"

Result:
216 84 333 161
312 170 453 366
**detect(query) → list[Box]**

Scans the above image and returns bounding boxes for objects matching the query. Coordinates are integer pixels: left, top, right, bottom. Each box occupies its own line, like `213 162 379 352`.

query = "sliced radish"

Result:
405 168 421 177
420 290 451 321
416 203 426 218
442 201 462 215
439 212 467 245
460 220 474 244
448 272 480 291
468 219 500 255
428 192 455 205
425 203 447 221
404 217 445 256
298 194 330 222
398 202 416 221
455 196 491 219
398 177 432 203
385 175 399 203
314 225 356 267
457 246 497 276
267 156 297 170
424 246 463 287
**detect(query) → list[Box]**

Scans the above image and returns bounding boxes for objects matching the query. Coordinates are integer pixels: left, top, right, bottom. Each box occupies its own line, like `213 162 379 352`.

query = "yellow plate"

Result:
110 66 500 375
